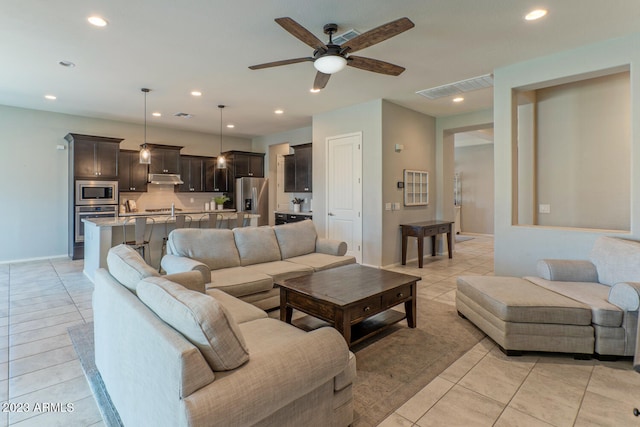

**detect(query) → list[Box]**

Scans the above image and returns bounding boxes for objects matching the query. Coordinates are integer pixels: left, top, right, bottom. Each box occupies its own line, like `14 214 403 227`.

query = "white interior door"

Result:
276 154 291 211
327 132 362 263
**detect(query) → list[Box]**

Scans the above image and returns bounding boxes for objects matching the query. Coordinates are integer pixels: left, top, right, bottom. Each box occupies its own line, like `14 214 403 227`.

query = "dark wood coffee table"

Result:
278 264 420 347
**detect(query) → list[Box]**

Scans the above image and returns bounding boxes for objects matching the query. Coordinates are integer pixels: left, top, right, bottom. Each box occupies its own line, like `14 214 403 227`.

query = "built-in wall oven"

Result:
75 180 118 205
75 205 117 243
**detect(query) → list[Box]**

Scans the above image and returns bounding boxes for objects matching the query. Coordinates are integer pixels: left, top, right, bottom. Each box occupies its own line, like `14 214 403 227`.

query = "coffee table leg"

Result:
334 309 351 346
405 282 417 328
280 290 293 323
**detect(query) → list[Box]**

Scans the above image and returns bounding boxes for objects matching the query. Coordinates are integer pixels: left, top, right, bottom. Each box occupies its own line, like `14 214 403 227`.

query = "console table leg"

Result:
401 233 408 265
417 236 424 268
447 231 453 259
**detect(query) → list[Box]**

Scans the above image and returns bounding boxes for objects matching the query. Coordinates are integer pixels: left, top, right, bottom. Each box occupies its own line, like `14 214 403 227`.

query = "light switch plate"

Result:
385 203 392 211
393 202 401 210
539 204 551 214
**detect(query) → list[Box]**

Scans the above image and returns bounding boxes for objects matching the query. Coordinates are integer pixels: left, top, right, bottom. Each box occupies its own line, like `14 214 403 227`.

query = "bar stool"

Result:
198 213 224 229
234 212 251 228
159 214 192 271
122 217 155 264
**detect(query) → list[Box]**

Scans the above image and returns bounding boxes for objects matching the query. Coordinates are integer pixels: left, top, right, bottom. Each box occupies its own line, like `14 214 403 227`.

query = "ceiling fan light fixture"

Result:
314 55 347 74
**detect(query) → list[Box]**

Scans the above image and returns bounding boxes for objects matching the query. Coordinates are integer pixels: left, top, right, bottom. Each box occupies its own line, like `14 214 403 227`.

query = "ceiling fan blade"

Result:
340 17 414 54
249 57 314 70
275 17 326 50
313 71 331 90
347 56 406 76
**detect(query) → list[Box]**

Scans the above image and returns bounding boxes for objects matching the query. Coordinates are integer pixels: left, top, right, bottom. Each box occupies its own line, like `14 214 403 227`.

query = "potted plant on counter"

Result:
291 197 304 213
214 195 230 210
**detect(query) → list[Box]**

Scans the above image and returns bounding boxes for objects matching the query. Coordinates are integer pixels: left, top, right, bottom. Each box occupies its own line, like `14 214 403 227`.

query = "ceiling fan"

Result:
249 17 415 90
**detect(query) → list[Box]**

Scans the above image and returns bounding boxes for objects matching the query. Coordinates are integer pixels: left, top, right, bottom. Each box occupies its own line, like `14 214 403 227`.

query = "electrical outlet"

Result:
190 198 194 203
385 203 392 211
539 204 551 214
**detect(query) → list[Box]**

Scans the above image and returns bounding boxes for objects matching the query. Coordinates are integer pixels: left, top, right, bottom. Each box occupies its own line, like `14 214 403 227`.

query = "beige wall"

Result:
381 101 436 266
535 72 630 230
494 34 640 276
0 105 251 262
455 143 494 234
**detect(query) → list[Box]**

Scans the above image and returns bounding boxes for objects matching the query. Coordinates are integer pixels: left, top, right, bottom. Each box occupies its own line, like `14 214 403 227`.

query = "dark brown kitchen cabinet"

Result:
65 133 122 179
224 151 265 178
204 158 229 192
283 143 312 193
147 144 182 174
119 150 148 192
177 155 205 192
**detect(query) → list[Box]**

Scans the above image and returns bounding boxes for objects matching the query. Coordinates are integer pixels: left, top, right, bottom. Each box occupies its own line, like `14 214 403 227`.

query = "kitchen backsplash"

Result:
120 185 226 212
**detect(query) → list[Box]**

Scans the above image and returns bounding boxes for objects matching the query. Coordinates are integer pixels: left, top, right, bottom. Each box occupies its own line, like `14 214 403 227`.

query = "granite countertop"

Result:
84 211 259 227
274 210 313 216
119 208 236 217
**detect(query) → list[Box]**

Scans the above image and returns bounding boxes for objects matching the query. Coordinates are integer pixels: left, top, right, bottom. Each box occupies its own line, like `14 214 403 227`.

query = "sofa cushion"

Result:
590 236 640 287
525 276 623 327
208 267 273 298
245 261 313 283
273 220 317 259
234 226 282 266
286 253 356 272
137 276 249 371
456 276 592 325
106 244 159 293
168 229 240 270
205 289 268 324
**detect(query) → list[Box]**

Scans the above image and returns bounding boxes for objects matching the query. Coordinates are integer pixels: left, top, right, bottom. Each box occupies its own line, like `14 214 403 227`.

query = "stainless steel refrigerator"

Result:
235 177 269 226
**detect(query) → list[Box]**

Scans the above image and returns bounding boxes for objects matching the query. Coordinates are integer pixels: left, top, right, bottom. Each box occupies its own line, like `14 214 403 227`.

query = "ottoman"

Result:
456 276 594 355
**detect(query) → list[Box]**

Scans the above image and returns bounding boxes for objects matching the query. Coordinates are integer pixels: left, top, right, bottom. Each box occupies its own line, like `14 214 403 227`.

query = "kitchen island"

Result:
82 211 259 282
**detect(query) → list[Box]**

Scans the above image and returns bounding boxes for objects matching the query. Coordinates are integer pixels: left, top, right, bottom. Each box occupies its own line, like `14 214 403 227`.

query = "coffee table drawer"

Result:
438 225 450 233
382 284 413 307
286 292 334 320
348 297 382 323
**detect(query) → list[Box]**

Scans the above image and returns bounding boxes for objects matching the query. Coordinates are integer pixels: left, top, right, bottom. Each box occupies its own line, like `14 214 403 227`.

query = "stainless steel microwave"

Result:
75 180 118 205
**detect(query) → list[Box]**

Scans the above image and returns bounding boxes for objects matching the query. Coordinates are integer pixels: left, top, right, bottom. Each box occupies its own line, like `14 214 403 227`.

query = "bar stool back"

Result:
123 217 155 264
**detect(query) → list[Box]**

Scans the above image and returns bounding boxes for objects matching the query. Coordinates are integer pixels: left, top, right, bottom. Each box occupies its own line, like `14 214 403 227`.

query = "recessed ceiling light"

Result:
58 60 75 68
152 112 162 117
191 91 202 97
87 16 108 27
310 88 321 93
525 9 548 21
453 97 464 103
274 109 284 115
226 124 235 128
44 95 57 100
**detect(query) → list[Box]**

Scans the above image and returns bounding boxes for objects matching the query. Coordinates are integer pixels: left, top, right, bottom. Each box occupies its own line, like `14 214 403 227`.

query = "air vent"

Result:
416 74 494 100
173 112 193 118
333 29 361 45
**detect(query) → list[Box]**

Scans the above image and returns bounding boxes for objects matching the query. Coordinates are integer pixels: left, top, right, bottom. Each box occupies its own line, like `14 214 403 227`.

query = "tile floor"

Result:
382 235 640 427
0 235 638 426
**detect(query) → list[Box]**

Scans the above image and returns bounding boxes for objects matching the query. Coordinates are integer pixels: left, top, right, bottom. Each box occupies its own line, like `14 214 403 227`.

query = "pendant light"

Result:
139 88 151 164
216 104 227 169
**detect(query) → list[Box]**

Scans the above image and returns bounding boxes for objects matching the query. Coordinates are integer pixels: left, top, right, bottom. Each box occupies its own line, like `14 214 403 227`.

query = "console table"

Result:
400 220 454 268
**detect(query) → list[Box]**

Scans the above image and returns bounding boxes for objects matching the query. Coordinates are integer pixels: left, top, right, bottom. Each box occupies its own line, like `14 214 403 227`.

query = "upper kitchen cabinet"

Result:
284 143 312 192
204 157 229 193
225 151 265 178
177 155 205 192
147 144 182 174
65 133 122 179
119 150 148 192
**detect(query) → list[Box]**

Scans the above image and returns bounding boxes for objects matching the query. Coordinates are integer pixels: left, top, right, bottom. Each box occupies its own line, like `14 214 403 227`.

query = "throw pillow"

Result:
106 244 159 293
137 276 249 371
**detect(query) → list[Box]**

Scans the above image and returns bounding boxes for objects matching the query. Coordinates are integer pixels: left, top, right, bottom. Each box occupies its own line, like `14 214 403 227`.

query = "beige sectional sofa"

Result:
161 220 356 310
457 236 640 357
94 244 356 427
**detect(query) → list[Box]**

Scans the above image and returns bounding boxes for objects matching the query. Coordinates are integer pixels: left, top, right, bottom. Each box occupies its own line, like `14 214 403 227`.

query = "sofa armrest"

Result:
316 238 347 256
182 327 350 427
164 271 206 294
161 254 210 284
536 259 599 282
608 282 640 311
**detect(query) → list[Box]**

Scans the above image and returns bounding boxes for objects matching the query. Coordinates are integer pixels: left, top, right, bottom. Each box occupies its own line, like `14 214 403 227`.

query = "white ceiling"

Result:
2 1 639 139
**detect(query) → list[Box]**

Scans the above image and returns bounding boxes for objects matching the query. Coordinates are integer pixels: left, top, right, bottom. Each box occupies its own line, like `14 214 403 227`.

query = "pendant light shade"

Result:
216 104 227 169
139 88 151 164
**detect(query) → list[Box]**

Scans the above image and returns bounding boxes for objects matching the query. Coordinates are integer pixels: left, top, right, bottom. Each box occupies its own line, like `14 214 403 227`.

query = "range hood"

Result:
148 173 184 185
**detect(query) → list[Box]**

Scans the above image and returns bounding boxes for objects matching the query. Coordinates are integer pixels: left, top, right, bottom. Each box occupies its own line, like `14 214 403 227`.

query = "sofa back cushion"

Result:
590 236 640 286
273 220 317 259
137 276 250 371
234 226 282 266
106 244 159 293
168 229 240 270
